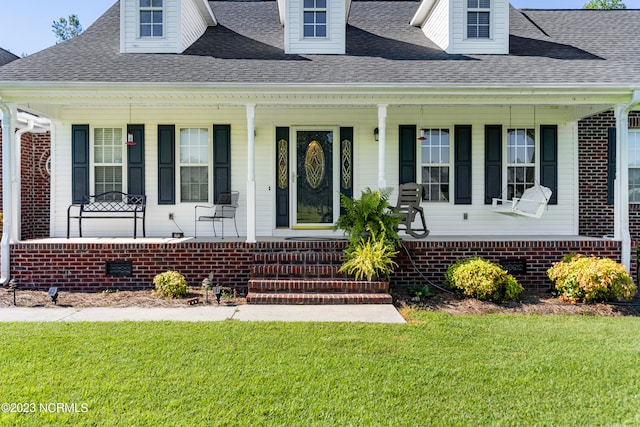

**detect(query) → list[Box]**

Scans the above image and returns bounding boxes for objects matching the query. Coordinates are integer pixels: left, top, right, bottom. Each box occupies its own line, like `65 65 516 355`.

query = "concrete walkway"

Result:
0 304 406 323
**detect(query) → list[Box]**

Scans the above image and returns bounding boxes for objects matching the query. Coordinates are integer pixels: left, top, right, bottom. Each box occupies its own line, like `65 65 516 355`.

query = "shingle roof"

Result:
0 48 19 67
0 0 637 86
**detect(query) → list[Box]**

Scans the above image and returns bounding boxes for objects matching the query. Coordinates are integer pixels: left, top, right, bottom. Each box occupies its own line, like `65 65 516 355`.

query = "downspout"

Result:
615 89 640 272
0 101 14 284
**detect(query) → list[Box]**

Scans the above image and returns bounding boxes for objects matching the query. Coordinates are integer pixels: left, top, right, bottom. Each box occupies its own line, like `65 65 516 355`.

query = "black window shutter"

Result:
157 125 175 205
607 127 616 205
127 124 145 196
399 125 417 184
484 125 502 204
71 124 90 203
275 127 290 227
454 125 472 204
540 125 558 205
213 125 231 203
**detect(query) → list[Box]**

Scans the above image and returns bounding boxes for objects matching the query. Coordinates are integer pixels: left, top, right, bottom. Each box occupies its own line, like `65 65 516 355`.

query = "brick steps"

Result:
248 246 392 305
246 292 393 305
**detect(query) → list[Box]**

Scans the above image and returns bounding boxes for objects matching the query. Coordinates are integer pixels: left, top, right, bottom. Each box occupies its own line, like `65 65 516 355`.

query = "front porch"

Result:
9 235 631 295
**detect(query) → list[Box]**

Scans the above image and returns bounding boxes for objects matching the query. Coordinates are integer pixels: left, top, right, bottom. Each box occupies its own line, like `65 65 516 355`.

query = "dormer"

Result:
120 0 217 54
278 0 351 54
411 0 510 55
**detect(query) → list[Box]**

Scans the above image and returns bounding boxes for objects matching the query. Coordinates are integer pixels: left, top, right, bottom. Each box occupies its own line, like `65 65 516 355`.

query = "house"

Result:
0 0 638 297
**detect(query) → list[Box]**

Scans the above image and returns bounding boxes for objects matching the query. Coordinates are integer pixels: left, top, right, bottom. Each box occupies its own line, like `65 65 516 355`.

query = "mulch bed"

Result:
2 285 640 317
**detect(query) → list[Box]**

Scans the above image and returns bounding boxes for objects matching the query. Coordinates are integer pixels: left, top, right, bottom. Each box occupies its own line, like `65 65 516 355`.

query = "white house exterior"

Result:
0 0 639 290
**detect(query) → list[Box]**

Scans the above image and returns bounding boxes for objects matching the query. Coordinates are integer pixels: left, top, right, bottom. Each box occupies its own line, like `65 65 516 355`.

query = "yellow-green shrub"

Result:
153 270 188 298
547 254 636 303
338 230 398 281
445 257 523 302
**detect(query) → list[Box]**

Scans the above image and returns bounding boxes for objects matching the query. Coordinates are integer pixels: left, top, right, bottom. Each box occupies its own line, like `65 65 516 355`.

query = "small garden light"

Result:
213 285 221 304
201 277 211 304
48 287 59 305
8 278 18 306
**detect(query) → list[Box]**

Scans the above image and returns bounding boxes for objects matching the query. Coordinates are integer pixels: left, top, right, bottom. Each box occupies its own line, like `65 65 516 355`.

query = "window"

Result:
94 128 123 197
506 128 535 200
467 0 490 39
140 0 163 37
180 128 209 203
303 0 327 38
629 130 640 203
421 129 450 202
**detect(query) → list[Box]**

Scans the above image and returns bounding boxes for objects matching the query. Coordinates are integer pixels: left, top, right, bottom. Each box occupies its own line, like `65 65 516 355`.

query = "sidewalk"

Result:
0 304 406 323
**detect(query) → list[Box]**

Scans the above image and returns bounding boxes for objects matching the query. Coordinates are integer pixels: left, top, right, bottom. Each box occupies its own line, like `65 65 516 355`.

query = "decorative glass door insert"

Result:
295 130 334 225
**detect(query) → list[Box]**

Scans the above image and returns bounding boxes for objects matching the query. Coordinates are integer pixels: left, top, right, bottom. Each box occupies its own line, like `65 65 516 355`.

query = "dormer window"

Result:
140 0 164 38
467 0 490 39
303 0 327 38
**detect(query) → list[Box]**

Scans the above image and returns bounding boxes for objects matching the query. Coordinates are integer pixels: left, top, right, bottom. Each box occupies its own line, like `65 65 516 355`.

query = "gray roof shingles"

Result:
0 48 19 67
0 0 637 86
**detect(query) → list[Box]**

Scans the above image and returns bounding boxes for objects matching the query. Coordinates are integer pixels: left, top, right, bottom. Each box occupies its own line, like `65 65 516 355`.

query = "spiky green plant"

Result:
338 229 398 281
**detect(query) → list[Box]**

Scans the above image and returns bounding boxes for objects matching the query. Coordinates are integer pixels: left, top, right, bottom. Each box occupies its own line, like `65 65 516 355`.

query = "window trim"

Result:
302 0 328 39
178 127 211 203
419 128 451 203
505 127 536 200
139 0 165 39
628 129 640 204
465 0 492 40
92 127 126 195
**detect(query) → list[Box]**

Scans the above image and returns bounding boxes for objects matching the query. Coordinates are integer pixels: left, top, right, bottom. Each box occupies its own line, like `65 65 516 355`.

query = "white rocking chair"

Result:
492 185 552 219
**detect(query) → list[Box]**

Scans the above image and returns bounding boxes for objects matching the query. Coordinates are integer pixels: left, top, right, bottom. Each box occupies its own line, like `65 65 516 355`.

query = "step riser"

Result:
248 280 389 294
247 293 393 305
250 265 344 278
254 252 344 264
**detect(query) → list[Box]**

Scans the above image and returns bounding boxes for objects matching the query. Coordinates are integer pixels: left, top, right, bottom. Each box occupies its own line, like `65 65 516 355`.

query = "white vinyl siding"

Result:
420 0 451 53
285 0 346 54
51 104 575 238
449 0 509 54
121 0 180 53
181 0 210 51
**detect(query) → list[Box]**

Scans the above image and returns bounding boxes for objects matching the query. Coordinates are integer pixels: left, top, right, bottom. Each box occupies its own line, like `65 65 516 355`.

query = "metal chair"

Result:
194 191 239 238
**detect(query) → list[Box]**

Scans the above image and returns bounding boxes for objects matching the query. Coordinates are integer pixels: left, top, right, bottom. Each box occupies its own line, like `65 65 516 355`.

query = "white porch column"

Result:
246 104 257 243
614 90 640 271
377 104 388 189
0 102 15 284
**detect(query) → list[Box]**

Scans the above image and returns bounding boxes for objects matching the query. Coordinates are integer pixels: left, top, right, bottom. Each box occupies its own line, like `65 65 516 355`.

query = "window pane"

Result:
304 11 314 24
152 24 163 37
152 0 163 7
140 0 151 7
304 0 314 7
479 0 490 8
141 11 151 23
317 12 327 24
181 166 208 202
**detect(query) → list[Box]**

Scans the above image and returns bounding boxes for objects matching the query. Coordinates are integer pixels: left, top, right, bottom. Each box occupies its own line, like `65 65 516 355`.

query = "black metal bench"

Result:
67 191 147 239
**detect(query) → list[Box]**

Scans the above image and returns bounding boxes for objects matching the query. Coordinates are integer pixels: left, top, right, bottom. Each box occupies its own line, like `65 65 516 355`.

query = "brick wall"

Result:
578 110 640 240
21 132 51 239
10 239 632 292
0 128 51 239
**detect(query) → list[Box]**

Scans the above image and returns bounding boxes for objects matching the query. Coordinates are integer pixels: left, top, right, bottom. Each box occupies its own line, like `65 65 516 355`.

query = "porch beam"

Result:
246 103 256 243
377 104 388 189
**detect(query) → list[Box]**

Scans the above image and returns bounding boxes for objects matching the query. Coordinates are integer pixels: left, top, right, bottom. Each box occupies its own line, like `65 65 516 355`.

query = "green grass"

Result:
1 315 640 426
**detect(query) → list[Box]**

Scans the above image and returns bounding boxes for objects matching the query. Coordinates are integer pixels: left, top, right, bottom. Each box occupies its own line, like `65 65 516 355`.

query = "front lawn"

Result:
1 315 639 426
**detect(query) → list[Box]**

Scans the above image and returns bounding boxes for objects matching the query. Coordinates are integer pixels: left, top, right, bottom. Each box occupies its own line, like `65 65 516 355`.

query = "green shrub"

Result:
333 188 400 246
153 270 188 298
408 284 435 301
338 230 398 281
547 254 637 303
445 257 523 302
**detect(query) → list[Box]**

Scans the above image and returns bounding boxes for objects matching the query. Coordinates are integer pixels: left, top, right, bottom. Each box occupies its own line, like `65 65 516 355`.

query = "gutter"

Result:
616 89 640 272
0 101 12 285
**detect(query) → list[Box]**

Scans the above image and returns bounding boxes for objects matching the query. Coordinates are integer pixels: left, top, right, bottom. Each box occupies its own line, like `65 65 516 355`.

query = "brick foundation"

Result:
10 238 633 293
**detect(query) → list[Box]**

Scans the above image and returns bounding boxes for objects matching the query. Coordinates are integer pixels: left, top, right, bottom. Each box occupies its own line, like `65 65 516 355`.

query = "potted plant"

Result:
334 188 401 281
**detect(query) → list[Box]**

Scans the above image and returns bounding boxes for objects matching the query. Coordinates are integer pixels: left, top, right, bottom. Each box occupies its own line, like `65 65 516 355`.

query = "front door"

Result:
294 130 335 227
